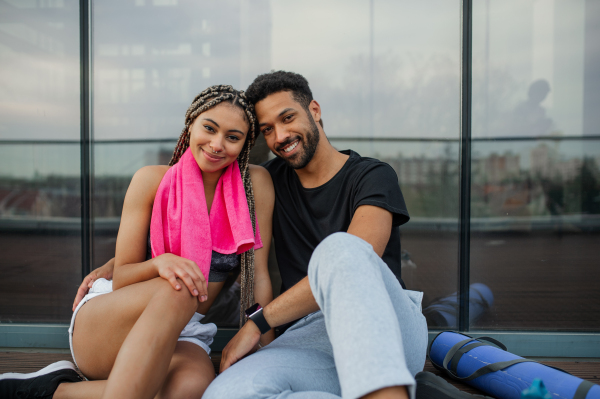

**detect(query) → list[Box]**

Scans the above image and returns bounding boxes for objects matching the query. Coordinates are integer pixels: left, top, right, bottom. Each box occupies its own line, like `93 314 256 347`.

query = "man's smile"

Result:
279 139 300 156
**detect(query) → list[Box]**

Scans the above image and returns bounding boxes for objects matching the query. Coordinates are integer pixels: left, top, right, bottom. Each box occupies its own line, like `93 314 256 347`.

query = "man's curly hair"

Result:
246 70 323 127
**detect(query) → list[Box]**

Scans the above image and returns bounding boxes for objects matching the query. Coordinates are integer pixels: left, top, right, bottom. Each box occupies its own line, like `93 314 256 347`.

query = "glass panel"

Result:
471 0 600 331
0 0 81 322
330 139 461 329
92 0 461 328
93 141 176 268
271 1 462 330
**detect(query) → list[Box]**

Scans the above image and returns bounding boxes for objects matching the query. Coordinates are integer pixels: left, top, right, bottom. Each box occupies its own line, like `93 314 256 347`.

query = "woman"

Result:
0 85 275 399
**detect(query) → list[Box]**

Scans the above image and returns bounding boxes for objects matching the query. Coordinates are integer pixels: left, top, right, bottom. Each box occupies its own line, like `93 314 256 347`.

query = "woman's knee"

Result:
153 277 198 315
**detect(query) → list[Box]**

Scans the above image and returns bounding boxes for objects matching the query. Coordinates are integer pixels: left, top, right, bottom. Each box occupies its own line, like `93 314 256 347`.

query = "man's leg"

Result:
203 313 342 399
308 232 429 399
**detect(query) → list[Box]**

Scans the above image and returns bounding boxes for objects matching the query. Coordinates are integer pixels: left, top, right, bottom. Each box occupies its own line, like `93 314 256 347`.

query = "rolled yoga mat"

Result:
428 331 600 399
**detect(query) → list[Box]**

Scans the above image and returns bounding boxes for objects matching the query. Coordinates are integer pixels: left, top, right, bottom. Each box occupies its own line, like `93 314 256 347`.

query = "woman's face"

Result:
188 102 249 174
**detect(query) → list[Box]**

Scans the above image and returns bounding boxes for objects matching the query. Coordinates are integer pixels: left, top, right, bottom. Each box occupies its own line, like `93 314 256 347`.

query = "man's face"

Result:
255 91 320 169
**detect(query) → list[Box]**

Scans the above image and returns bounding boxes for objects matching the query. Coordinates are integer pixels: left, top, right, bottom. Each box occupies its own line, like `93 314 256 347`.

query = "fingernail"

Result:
193 289 198 296
202 295 207 302
176 285 181 290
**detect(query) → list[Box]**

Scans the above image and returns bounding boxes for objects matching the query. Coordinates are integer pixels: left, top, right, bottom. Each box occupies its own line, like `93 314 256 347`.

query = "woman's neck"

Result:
201 168 225 190
202 168 225 214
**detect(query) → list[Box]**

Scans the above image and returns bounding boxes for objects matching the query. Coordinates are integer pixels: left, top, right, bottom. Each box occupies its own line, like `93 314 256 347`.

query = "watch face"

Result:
244 303 261 318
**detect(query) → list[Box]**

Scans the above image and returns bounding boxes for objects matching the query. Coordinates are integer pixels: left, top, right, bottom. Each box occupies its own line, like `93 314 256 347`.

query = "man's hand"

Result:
72 258 115 311
220 320 262 373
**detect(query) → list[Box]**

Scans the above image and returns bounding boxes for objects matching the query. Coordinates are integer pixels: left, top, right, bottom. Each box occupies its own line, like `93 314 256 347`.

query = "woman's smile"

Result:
201 147 225 163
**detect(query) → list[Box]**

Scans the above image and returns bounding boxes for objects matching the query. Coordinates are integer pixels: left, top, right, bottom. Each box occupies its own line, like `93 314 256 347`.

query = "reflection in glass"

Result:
93 142 176 269
92 0 271 141
471 0 600 331
91 1 461 327
0 143 81 323
0 1 80 140
0 0 81 323
269 1 462 326
330 139 460 328
272 0 460 140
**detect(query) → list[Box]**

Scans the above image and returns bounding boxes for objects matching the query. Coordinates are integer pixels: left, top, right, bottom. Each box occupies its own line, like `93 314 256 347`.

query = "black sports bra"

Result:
145 234 239 282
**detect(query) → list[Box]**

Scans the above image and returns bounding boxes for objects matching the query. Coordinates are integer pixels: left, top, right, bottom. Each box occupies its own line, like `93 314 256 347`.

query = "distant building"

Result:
530 143 583 181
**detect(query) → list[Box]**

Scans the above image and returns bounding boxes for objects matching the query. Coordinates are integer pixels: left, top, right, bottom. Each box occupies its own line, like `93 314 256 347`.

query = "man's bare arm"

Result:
346 205 393 257
262 205 393 326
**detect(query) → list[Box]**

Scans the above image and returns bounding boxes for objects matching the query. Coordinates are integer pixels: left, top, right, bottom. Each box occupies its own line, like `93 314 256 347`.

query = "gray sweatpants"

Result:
202 232 428 399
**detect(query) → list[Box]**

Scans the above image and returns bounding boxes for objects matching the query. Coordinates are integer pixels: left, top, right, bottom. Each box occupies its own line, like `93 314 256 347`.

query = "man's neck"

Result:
294 139 350 189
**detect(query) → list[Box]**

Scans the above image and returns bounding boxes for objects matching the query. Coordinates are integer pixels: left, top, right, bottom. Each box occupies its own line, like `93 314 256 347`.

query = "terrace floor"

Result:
0 350 598 396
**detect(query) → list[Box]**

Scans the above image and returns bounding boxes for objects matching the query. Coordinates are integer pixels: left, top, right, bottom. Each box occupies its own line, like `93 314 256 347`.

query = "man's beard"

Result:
280 116 320 170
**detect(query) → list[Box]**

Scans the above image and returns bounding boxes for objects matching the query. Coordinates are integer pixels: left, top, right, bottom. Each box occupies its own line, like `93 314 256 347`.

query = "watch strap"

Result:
249 308 271 334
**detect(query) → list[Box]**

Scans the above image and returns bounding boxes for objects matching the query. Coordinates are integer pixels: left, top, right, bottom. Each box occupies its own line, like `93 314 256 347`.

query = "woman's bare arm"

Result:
111 165 208 301
249 165 276 345
111 165 167 288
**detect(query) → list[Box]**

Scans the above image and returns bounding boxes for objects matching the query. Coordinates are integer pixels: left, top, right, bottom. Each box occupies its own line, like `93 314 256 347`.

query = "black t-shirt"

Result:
262 150 410 293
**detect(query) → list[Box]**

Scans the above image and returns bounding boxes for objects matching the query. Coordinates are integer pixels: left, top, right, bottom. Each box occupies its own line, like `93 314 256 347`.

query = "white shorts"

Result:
68 278 217 369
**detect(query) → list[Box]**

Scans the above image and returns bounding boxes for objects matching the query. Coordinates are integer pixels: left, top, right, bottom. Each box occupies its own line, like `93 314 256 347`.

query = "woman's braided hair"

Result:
168 84 258 327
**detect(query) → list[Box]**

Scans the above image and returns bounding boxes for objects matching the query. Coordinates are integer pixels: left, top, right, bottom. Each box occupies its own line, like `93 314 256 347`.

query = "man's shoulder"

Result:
261 157 283 171
343 150 398 181
260 151 398 185
261 157 288 180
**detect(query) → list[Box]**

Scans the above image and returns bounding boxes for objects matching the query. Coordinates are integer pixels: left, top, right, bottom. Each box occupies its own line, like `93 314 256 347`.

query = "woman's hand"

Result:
72 258 115 311
152 253 208 302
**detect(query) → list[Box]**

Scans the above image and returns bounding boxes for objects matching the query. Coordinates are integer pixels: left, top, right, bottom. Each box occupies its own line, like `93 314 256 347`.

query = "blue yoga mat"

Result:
423 283 494 327
429 332 600 399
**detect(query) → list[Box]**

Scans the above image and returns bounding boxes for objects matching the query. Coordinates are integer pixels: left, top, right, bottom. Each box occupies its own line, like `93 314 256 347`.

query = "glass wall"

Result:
91 0 273 326
470 0 600 330
1 0 597 335
268 0 462 328
0 0 81 323
90 0 461 328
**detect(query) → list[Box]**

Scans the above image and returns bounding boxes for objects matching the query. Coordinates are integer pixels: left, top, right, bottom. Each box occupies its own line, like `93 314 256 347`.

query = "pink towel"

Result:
150 148 262 281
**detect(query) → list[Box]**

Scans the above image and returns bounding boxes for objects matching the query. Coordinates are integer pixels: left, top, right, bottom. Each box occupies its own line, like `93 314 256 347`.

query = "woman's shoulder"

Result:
249 165 275 217
132 165 170 184
248 164 273 188
127 165 171 202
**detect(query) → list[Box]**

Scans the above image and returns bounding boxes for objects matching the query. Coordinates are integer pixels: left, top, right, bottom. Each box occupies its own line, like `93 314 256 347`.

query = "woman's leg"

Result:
155 341 215 399
58 277 199 399
55 342 215 399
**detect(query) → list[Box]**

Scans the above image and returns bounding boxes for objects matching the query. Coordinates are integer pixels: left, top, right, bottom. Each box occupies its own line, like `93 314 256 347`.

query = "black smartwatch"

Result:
245 303 271 334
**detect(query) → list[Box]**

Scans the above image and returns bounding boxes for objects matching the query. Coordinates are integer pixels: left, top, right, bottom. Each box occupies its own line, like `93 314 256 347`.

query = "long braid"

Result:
236 92 259 327
169 85 259 327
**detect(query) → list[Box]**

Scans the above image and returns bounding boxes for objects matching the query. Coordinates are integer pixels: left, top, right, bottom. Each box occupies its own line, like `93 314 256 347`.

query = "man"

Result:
203 71 428 399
